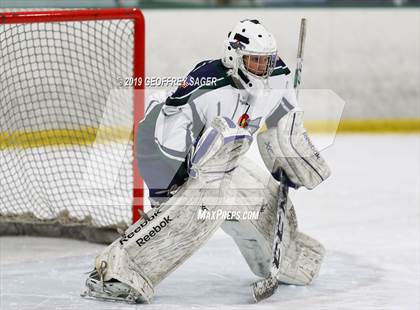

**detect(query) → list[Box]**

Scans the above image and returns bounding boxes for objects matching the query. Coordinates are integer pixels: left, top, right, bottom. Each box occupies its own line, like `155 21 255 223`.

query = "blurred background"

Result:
1 0 419 132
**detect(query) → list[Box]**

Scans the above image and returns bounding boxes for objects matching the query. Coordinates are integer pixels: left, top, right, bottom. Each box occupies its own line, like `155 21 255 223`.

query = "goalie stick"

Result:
293 18 307 97
251 18 307 303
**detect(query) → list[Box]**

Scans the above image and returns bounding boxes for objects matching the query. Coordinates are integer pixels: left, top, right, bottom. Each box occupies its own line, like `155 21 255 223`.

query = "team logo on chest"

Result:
238 113 249 128
238 114 262 135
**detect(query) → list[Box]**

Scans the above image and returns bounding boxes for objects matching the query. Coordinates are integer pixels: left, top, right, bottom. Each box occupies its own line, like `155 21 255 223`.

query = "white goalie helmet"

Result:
222 19 277 94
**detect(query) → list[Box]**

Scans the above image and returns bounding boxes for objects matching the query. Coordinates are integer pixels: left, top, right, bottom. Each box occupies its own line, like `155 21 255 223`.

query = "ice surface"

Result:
1 134 419 309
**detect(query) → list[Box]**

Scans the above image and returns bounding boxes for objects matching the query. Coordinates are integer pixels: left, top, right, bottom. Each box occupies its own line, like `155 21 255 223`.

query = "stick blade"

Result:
251 276 279 302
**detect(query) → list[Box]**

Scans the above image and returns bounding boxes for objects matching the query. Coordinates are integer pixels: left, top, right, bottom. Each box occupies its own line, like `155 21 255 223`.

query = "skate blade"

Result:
81 278 146 304
81 285 143 304
81 289 136 304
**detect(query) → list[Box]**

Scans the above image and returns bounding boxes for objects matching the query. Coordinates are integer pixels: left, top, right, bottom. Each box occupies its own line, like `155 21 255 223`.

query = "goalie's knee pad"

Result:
258 109 331 189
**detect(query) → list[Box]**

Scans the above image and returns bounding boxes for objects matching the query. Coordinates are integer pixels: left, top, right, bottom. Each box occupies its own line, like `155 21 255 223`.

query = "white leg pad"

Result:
278 232 326 285
222 157 325 285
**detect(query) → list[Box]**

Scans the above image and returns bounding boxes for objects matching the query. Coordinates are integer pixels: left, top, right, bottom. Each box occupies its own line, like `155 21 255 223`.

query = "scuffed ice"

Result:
0 135 419 310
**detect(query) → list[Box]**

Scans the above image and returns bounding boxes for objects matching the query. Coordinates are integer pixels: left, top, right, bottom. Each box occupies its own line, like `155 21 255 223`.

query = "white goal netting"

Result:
0 10 143 241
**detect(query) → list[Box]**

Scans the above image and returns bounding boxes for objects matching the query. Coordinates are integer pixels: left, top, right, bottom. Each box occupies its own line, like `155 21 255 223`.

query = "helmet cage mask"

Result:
238 51 277 80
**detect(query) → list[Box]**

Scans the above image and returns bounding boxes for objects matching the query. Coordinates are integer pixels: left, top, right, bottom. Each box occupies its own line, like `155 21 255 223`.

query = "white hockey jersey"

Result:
136 58 297 199
153 58 297 162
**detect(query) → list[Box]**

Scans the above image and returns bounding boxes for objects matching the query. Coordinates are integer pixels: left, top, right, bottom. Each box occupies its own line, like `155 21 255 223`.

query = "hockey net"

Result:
0 9 145 243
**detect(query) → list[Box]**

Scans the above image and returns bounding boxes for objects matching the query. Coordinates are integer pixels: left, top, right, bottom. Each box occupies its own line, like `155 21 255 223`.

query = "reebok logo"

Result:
136 216 172 247
119 210 163 245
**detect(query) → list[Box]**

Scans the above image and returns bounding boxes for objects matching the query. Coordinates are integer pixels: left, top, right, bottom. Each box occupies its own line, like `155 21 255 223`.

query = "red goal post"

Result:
0 8 145 242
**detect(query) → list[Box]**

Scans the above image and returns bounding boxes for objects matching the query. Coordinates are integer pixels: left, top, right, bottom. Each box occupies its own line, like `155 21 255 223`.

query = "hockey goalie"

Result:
82 19 331 303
